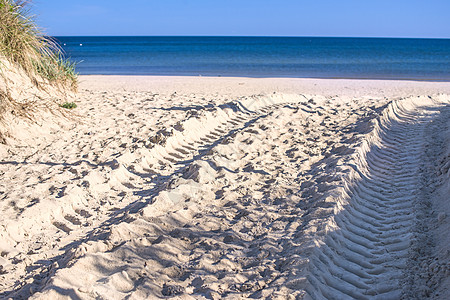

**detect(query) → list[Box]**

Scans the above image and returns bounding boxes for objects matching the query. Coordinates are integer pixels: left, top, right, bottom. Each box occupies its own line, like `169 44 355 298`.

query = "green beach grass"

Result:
0 0 77 89
0 0 77 142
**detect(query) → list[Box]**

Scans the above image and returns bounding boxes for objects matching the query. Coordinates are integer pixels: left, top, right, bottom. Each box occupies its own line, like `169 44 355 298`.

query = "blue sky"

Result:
34 0 449 38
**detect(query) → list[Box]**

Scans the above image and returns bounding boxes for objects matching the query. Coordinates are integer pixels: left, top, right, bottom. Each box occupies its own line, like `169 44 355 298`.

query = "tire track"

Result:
304 97 449 299
0 97 293 299
124 100 288 203
124 100 282 177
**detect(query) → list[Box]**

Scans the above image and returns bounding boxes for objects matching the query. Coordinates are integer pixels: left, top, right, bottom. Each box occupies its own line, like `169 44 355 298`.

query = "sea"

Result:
55 36 450 80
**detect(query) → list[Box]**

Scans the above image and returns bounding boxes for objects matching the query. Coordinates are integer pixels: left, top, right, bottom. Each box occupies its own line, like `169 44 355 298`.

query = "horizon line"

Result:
49 35 450 40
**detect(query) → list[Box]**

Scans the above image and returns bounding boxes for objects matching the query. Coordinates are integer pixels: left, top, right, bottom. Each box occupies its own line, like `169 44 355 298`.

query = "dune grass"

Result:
0 0 78 143
0 0 77 90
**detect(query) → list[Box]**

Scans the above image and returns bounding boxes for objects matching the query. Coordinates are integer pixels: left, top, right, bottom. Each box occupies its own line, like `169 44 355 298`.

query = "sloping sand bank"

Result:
0 77 449 299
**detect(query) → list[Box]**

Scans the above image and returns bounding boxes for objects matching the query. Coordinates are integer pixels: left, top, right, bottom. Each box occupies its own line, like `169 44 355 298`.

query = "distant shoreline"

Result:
78 74 450 82
78 75 450 98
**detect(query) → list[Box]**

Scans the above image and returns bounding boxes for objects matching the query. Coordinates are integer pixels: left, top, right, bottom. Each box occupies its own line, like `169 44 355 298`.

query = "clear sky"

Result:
33 0 450 38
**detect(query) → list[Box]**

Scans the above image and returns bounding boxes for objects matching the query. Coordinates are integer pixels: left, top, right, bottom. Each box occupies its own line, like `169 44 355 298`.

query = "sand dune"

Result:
0 77 449 299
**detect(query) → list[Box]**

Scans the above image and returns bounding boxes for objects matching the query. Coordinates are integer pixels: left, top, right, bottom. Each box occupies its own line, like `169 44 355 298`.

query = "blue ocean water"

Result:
55 36 450 80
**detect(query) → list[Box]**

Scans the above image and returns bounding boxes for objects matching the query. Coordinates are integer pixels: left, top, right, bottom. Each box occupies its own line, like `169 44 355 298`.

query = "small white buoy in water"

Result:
63 43 66 46
80 43 83 46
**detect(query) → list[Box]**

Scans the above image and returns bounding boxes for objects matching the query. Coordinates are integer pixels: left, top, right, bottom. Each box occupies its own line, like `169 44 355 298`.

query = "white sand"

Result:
0 76 449 299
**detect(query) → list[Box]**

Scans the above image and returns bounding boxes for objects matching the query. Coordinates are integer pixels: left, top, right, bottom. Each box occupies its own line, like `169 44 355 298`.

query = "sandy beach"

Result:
0 76 449 299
